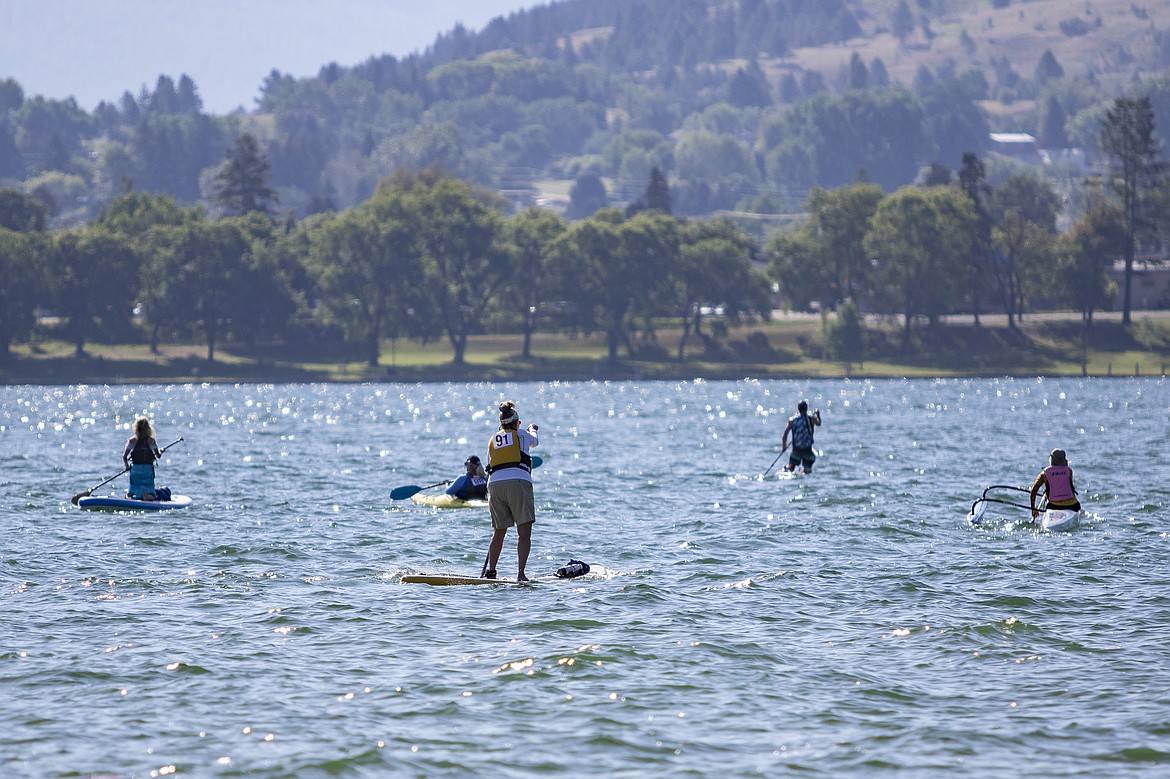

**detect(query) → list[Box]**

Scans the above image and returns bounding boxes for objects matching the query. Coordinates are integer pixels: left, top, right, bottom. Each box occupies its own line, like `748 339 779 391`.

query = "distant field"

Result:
3 311 1169 384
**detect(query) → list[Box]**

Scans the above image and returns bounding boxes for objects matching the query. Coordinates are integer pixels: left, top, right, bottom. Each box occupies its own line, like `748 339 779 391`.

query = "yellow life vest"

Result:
487 428 532 474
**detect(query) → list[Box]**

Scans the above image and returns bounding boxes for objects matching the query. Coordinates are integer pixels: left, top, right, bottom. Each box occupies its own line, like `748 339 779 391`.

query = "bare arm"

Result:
1029 473 1045 518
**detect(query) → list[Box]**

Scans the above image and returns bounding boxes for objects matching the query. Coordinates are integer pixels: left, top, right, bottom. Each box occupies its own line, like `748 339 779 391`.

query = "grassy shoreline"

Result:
3 314 1169 385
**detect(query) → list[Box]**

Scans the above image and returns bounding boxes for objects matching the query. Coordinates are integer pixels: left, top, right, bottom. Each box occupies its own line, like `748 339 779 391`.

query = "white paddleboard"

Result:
77 494 193 511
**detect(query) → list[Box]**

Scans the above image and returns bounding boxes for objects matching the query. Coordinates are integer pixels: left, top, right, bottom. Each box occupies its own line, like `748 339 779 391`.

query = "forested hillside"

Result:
4 0 1170 225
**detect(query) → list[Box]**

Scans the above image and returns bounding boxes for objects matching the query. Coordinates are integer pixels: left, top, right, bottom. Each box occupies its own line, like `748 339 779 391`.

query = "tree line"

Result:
4 0 1169 229
0 95 1163 367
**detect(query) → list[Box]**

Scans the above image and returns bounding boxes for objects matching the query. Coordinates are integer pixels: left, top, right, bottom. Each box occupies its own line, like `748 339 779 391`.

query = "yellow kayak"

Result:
410 492 488 509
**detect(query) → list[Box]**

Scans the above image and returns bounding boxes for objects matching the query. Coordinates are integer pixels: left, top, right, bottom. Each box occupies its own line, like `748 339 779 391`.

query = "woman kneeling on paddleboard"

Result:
1030 448 1080 519
123 416 163 500
484 401 539 581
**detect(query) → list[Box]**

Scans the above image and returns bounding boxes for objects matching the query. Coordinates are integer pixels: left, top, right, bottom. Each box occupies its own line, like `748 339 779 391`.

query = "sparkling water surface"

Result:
2 378 1169 778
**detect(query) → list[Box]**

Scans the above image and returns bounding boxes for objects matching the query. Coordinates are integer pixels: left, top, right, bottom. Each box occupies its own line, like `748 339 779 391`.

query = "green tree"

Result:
548 210 677 363
212 133 279 216
151 217 279 361
991 211 1057 328
50 228 139 356
1064 192 1124 325
766 229 832 312
410 177 508 364
309 190 423 367
865 186 977 348
1098 95 1166 325
0 189 47 232
567 173 607 220
824 299 867 374
0 229 47 359
804 183 885 303
503 207 566 359
958 152 992 326
675 219 771 360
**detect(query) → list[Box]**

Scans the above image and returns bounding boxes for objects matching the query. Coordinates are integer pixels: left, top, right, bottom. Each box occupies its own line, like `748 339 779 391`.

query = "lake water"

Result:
2 378 1169 778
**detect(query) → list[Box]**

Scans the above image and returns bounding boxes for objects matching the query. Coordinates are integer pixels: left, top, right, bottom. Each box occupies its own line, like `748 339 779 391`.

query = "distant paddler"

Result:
446 454 488 500
1030 448 1080 519
780 399 821 474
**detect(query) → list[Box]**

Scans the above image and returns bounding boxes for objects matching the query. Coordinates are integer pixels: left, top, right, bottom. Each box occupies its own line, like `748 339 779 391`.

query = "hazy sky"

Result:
0 0 552 114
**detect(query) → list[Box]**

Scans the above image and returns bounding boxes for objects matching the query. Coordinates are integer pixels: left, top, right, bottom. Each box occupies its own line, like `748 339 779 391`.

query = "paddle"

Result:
71 437 184 505
391 455 546 501
762 444 788 478
390 480 451 501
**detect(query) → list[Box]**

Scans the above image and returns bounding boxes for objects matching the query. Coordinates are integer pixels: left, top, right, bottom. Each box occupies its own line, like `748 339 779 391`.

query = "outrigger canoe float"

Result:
967 485 1080 532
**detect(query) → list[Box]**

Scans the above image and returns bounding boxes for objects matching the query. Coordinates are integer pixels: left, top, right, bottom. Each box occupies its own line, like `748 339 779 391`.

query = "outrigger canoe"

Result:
77 494 193 511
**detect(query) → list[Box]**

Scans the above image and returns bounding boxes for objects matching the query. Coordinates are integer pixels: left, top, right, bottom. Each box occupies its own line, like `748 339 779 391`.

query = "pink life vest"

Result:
1043 465 1075 503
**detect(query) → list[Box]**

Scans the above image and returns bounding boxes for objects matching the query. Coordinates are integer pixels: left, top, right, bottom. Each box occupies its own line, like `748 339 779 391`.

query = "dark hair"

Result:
798 400 808 413
499 400 520 428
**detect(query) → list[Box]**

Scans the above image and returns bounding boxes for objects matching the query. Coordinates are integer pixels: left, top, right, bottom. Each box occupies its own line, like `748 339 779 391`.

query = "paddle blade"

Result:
531 454 543 469
390 485 424 501
70 490 90 506
967 499 988 525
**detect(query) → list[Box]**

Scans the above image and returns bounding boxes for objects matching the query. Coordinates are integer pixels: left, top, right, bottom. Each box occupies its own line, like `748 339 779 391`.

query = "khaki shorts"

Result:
488 479 535 529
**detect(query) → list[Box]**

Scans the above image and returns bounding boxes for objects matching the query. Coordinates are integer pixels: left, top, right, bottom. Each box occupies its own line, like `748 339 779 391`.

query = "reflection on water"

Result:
1 378 1168 778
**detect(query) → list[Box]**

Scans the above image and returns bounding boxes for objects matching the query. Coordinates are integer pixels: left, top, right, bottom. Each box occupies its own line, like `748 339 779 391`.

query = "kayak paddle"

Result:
391 455 544 501
390 481 451 501
71 437 184 505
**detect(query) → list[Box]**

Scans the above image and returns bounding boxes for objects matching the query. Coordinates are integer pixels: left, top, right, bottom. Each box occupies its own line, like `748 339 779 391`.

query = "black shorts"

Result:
789 446 816 467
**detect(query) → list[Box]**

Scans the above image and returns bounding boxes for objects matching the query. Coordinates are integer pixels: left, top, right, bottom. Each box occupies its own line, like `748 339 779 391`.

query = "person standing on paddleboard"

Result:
446 455 488 500
484 400 539 581
123 416 163 500
781 400 821 474
1030 448 1080 519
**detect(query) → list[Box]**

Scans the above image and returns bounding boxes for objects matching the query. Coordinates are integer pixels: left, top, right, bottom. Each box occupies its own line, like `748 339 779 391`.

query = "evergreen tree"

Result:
728 66 771 108
1037 93 1069 148
643 167 672 214
1098 95 1167 325
848 52 869 90
891 0 916 45
1034 50 1065 84
212 134 278 216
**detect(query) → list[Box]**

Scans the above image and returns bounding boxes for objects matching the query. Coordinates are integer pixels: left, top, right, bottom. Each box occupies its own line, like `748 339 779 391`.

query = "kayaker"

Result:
122 416 163 500
446 455 488 500
1030 448 1080 519
483 400 539 581
781 399 821 473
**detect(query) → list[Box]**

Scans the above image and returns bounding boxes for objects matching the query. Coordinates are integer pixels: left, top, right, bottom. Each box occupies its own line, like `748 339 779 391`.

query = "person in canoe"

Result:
123 416 163 500
483 400 539 581
446 455 488 500
1030 448 1080 519
781 400 822 473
